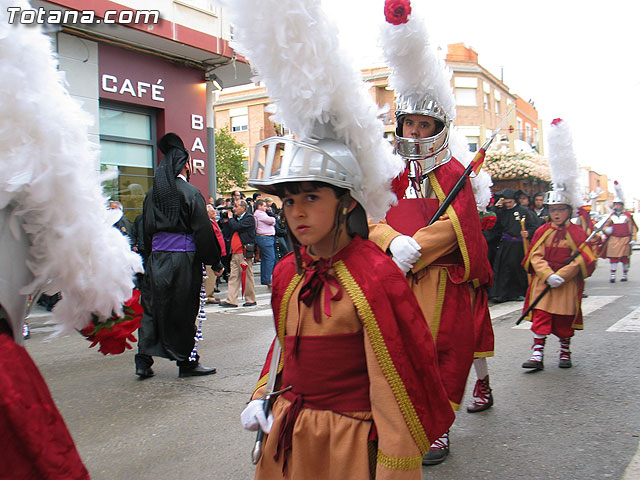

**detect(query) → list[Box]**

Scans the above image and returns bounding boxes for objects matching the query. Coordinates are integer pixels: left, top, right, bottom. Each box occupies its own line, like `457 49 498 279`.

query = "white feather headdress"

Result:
546 118 583 210
0 0 143 334
219 0 404 221
381 0 492 211
380 1 455 123
613 180 625 204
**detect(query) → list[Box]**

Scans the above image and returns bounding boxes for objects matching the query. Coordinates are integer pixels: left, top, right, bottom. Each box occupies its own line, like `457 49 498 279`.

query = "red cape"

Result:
386 158 492 286
256 236 455 453
0 333 89 480
521 222 597 324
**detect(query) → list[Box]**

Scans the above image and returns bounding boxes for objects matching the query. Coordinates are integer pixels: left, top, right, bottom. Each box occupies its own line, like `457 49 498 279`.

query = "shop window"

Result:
517 118 524 141
231 114 249 132
99 102 155 222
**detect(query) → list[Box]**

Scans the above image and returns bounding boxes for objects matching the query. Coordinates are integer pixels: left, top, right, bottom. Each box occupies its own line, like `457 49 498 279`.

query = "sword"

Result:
515 212 613 325
251 338 282 465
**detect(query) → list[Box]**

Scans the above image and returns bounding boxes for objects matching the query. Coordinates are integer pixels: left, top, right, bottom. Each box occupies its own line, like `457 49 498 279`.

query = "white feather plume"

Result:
380 4 456 122
219 0 404 221
449 127 493 212
547 119 583 210
613 180 625 204
0 0 143 334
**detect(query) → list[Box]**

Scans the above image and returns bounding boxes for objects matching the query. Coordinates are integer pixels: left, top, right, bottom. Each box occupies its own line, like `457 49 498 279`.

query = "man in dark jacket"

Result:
220 200 257 308
135 133 221 378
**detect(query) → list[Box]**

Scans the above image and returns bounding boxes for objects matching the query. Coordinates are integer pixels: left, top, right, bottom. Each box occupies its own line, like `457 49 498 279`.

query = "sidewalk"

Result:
24 261 268 333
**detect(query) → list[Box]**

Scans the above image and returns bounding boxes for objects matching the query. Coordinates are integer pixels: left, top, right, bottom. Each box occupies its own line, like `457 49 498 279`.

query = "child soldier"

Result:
225 0 455 477
521 119 597 370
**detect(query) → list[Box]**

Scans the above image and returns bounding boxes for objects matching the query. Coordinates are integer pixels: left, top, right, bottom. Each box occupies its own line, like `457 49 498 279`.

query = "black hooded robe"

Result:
138 179 220 363
489 205 538 301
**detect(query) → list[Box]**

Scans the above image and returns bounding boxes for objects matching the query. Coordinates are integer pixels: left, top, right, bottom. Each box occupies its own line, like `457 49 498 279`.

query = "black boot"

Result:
422 431 449 466
135 353 155 379
522 337 545 370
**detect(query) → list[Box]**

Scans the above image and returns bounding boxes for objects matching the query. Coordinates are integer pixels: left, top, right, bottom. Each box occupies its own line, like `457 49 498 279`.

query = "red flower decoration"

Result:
551 118 563 126
391 167 410 199
79 289 143 355
384 0 412 25
480 212 497 231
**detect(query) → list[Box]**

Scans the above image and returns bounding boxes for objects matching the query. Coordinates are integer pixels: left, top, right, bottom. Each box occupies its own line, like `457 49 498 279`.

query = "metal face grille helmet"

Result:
543 187 572 206
249 135 366 207
394 93 452 174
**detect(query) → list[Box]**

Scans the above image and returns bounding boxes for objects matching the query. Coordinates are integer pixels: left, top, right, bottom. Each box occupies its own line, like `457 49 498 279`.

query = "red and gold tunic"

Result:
252 236 454 479
603 212 637 260
369 158 493 409
521 222 597 328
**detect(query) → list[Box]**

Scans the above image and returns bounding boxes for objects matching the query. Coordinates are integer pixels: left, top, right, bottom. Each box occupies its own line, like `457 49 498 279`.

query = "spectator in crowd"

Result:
231 190 244 206
274 211 292 262
109 200 134 245
515 190 531 208
220 200 257 308
264 197 279 217
531 192 549 223
253 199 276 287
489 189 538 303
204 204 226 304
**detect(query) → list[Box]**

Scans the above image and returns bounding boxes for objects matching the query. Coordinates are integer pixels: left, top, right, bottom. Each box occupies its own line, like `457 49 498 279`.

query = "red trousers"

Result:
531 309 575 338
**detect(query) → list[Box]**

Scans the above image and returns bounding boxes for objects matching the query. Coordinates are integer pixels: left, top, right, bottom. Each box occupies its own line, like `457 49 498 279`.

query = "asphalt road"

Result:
24 258 640 479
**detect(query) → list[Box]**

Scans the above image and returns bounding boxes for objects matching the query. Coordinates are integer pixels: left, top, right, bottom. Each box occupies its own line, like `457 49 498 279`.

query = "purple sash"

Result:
501 233 522 243
152 232 196 252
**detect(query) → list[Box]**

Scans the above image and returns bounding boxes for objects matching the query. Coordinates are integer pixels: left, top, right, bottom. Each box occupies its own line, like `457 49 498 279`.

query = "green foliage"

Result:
215 126 247 194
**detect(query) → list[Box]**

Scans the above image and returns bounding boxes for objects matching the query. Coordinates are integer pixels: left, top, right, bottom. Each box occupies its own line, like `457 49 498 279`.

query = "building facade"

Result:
35 0 251 219
213 43 544 196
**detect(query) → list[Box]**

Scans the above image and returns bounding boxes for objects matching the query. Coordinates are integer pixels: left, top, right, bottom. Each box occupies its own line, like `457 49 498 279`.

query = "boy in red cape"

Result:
242 144 454 479
602 185 637 282
520 193 596 370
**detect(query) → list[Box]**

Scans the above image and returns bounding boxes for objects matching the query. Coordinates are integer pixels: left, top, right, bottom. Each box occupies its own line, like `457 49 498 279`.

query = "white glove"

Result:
241 399 274 434
392 256 413 274
630 240 636 247
389 235 421 270
546 273 565 288
604 226 613 235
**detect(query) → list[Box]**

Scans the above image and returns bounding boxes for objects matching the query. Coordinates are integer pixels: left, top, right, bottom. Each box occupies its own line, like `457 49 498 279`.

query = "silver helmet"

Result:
0 206 33 343
543 189 572 206
394 93 452 174
249 134 366 207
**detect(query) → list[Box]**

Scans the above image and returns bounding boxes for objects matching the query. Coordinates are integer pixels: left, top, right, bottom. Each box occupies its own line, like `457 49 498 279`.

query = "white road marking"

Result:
489 302 522 320
512 295 621 330
581 295 622 316
239 308 273 317
607 306 640 332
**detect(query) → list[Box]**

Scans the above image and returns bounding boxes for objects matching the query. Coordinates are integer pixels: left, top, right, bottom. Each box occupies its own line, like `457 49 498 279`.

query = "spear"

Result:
515 212 612 325
426 105 515 226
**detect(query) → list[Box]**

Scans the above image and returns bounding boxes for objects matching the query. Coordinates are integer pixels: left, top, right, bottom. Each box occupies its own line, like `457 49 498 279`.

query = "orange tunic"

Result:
522 222 596 327
251 237 454 479
369 159 493 409
604 212 637 259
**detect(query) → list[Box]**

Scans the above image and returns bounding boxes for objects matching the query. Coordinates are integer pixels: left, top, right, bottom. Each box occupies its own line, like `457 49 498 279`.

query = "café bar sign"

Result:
101 74 165 102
